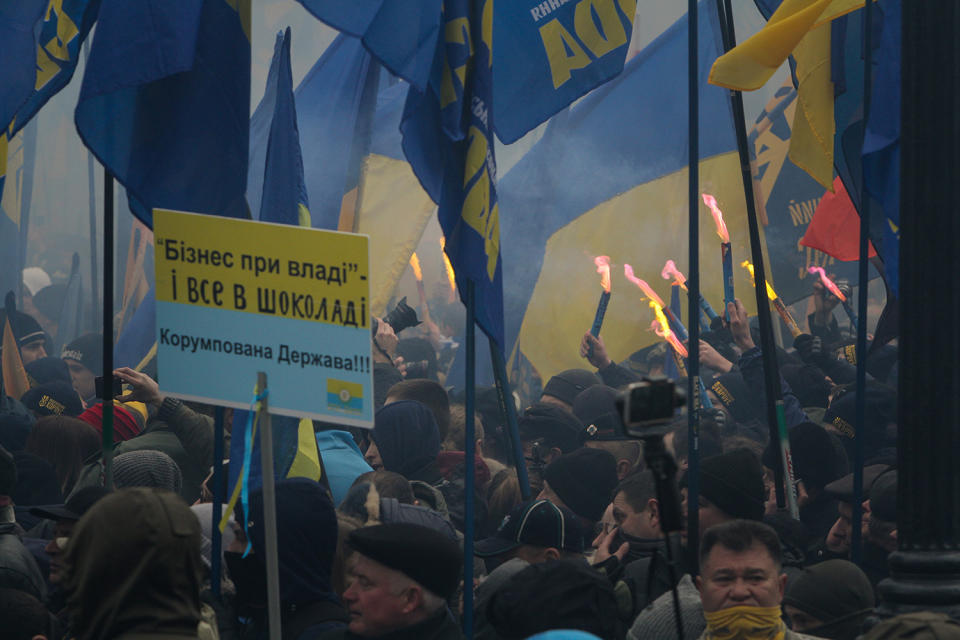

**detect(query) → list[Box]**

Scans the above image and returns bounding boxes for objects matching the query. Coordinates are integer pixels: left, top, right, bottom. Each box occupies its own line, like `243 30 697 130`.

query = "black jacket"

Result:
0 521 46 601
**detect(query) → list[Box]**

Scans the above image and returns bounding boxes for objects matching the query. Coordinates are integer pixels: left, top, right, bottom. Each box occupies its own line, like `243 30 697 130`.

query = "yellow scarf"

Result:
703 605 786 640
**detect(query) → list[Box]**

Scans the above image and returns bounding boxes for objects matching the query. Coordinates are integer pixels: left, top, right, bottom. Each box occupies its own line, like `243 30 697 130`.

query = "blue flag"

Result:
256 28 310 227
294 0 442 91
402 0 504 348
3 0 100 135
75 0 251 226
492 0 636 143
497 1 762 380
114 290 156 371
248 34 380 230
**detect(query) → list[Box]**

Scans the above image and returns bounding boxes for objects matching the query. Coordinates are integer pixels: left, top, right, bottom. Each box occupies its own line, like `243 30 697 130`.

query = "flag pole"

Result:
102 172 115 490
462 280 476 637
257 371 282 640
211 405 226 597
84 40 99 332
489 344 532 500
714 0 797 516
851 0 874 567
686 0 702 573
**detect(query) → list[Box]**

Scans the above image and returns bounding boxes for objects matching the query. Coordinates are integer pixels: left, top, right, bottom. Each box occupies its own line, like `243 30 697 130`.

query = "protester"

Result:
861 612 960 640
384 378 451 442
20 381 83 418
572 385 642 480
62 488 204 640
60 333 103 404
540 369 602 412
315 424 374 506
317 522 463 639
518 402 584 493
0 307 48 365
538 447 617 527
783 559 875 639
814 464 891 563
24 356 72 387
0 586 59 640
227 477 348 638
696 520 817 640
0 444 47 601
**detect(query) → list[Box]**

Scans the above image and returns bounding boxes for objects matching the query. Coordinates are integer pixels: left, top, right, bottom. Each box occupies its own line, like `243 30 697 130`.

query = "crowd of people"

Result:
0 274 954 640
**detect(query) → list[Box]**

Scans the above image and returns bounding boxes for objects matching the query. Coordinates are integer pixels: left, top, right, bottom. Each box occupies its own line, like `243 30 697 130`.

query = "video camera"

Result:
615 377 686 439
371 297 422 335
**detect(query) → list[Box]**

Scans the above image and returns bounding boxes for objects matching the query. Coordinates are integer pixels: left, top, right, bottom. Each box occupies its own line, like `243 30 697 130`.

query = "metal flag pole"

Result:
851 0 874 566
102 172 115 490
714 0 798 516
211 406 226 597
489 344 532 500
686 0 702 573
463 280 477 637
257 372 282 639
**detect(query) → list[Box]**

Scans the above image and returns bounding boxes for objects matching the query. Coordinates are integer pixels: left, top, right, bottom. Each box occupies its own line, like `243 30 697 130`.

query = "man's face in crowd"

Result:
364 440 384 471
65 359 96 401
826 500 870 553
44 519 76 584
612 489 658 539
20 338 47 364
696 542 787 612
592 503 616 551
342 554 415 637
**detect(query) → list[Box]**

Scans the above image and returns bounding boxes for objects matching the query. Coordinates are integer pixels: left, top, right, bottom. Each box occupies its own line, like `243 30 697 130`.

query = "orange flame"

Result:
702 193 730 243
808 266 846 302
661 259 688 291
623 264 665 307
741 260 778 301
439 237 456 295
409 252 423 281
594 256 612 293
651 308 688 358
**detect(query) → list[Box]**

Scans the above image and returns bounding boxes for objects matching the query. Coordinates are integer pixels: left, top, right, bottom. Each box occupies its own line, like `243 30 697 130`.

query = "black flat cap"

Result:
348 523 462 599
823 464 892 503
30 486 110 522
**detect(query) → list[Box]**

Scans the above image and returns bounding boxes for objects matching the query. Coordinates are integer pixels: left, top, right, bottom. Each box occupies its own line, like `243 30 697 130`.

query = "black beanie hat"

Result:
784 559 875 639
542 369 602 407
823 382 897 456
61 333 103 376
868 470 897 522
348 523 462 599
709 372 759 424
0 308 45 348
21 382 83 418
518 402 584 453
572 385 625 440
700 448 766 521
542 448 618 522
25 357 71 386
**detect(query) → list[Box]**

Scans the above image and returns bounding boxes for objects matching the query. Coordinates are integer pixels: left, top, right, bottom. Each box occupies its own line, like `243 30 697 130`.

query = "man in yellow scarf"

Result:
696 520 819 640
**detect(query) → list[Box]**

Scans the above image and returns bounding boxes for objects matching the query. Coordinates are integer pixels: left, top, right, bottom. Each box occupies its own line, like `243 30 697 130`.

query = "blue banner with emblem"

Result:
492 0 636 143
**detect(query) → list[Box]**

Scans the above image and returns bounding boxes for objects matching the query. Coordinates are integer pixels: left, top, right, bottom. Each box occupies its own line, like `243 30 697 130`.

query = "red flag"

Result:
800 177 877 261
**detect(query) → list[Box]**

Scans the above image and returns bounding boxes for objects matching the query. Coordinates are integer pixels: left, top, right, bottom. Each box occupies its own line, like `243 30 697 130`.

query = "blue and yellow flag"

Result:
228 28 327 502
248 33 380 231
498 0 760 381
401 0 504 348
2 0 100 136
0 122 36 308
74 0 251 226
492 0 636 143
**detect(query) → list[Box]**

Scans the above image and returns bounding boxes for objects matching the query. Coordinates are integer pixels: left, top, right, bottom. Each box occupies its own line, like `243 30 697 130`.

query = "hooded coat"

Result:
63 488 203 640
241 478 348 639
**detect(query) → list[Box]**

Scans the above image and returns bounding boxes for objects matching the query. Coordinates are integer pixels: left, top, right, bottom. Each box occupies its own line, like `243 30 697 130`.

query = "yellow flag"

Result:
708 0 866 91
286 418 323 482
2 316 30 400
788 23 835 190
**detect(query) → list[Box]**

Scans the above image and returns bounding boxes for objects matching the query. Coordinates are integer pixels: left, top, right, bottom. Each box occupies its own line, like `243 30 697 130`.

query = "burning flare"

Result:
624 263 686 356
623 264 666 307
439 237 457 296
661 259 688 291
808 266 846 302
741 260 778 301
409 252 423 281
595 256 612 293
702 193 730 244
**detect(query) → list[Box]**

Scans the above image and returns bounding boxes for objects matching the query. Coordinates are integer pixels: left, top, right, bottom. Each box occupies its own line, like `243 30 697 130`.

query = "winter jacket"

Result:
0 520 46 601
